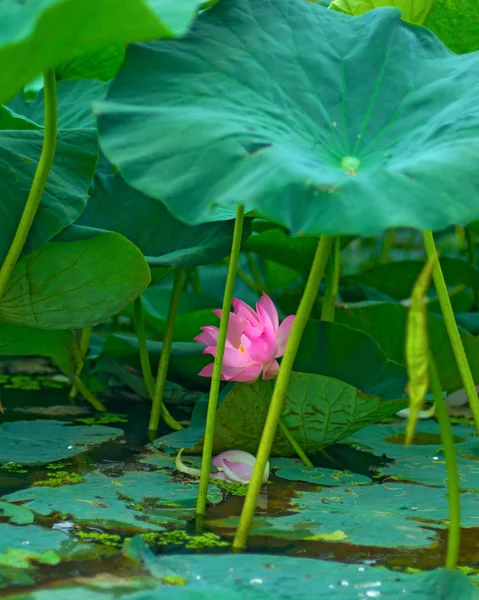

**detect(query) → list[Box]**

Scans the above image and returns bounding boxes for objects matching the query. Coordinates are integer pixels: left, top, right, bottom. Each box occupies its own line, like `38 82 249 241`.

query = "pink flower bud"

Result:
195 293 295 383
212 450 269 484
175 449 269 484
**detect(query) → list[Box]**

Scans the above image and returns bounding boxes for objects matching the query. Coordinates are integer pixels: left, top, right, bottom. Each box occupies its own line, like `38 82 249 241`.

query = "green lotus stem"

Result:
69 327 92 400
134 297 156 398
429 352 460 569
226 259 261 294
233 235 333 550
279 416 313 467
189 267 202 295
148 269 185 433
455 225 466 251
71 375 106 412
379 230 395 264
465 227 479 309
246 252 265 292
135 297 182 432
423 230 479 436
196 205 245 516
0 69 57 299
321 236 340 322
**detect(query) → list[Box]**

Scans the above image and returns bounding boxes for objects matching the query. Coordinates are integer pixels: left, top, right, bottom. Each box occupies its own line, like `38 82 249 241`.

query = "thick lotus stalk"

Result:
196 205 245 517
428 353 460 569
233 235 334 550
423 231 479 438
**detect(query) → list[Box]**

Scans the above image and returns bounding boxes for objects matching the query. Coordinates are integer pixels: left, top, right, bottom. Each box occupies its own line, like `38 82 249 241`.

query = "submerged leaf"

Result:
405 254 438 445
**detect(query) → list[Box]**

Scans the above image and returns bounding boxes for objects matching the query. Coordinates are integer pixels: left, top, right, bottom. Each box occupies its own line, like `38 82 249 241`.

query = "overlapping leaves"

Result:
97 0 479 235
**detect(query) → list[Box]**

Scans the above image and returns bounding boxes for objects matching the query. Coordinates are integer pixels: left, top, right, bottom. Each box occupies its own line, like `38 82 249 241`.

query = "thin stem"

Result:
148 269 185 433
228 260 262 294
429 353 460 569
320 236 340 322
455 225 466 252
135 297 182 431
233 235 333 549
279 416 313 467
189 267 202 295
72 375 106 412
134 297 155 399
246 253 265 292
69 327 92 399
465 227 479 310
379 230 395 264
196 206 245 516
423 230 479 436
0 69 57 298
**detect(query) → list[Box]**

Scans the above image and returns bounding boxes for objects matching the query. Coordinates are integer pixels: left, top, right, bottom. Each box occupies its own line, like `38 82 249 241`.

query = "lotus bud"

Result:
175 448 269 484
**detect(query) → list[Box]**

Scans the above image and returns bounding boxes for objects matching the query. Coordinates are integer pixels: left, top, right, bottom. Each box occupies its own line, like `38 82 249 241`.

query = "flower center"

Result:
238 344 245 354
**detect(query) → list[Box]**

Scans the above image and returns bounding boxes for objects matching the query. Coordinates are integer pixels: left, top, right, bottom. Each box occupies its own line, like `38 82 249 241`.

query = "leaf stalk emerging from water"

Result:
233 235 333 550
196 205 245 516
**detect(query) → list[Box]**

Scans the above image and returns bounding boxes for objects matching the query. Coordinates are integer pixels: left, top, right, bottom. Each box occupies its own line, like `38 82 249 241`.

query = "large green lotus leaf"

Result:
9 79 107 130
270 458 371 485
0 233 151 330
97 0 479 235
346 258 479 301
58 159 247 269
295 320 407 399
0 127 97 264
0 420 123 465
11 556 478 600
0 324 79 376
329 0 434 24
211 482 479 548
56 45 126 82
212 373 406 455
3 470 221 532
0 0 204 105
336 301 479 392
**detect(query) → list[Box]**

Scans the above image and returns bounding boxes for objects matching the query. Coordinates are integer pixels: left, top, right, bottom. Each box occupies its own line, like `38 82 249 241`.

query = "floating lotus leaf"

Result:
0 420 123 465
3 469 222 532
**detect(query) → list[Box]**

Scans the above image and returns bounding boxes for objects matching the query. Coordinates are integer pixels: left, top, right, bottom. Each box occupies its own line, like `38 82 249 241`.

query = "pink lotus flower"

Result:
195 293 295 383
176 449 269 484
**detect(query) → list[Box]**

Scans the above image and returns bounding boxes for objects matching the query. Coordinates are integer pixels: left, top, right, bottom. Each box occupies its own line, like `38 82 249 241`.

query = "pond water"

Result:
1 374 479 599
